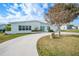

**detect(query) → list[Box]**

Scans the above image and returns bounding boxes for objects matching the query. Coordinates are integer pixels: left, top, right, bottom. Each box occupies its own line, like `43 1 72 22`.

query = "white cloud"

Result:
10 3 19 10
42 3 48 8
0 3 47 23
7 8 17 14
22 3 44 16
7 3 21 15
23 3 35 16
4 13 45 23
2 4 7 7
8 3 44 17
13 3 19 8
0 15 8 23
28 4 44 17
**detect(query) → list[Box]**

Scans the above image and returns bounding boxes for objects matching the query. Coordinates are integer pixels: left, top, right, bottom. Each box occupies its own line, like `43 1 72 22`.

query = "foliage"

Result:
32 30 41 32
45 3 79 37
0 29 5 32
48 27 54 32
32 27 41 32
5 24 11 31
45 3 79 25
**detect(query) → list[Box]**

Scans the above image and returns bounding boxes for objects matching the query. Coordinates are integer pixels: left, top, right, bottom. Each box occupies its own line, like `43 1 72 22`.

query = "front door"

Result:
40 26 45 32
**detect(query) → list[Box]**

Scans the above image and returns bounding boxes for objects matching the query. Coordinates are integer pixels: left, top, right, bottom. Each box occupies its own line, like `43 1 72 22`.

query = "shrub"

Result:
47 26 54 32
0 29 5 32
32 27 41 32
32 30 41 32
5 24 11 31
48 28 54 32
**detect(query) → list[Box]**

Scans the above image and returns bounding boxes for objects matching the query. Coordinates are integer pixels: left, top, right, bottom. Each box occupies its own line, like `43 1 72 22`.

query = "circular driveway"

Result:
0 32 79 56
0 33 51 56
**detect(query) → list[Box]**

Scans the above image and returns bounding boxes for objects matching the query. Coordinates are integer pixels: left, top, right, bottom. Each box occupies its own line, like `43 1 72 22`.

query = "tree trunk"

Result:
50 33 52 39
58 24 61 37
50 31 55 39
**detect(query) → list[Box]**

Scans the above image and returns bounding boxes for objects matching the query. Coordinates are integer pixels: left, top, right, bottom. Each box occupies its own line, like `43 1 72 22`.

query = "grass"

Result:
37 35 79 56
0 32 31 43
62 30 79 33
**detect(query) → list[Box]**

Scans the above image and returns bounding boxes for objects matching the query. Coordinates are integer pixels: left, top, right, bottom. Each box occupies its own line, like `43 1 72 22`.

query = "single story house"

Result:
5 20 49 34
5 20 79 34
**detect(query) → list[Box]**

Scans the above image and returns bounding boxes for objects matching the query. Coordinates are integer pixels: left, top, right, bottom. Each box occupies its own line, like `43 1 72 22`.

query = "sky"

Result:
0 3 79 26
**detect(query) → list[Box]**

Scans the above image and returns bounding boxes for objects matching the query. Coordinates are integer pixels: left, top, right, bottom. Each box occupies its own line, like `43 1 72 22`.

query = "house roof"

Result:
0 23 6 25
9 20 48 24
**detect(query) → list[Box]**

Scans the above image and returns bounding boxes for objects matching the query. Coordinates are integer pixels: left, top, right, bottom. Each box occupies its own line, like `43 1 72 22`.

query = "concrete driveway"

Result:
0 32 79 56
0 33 51 56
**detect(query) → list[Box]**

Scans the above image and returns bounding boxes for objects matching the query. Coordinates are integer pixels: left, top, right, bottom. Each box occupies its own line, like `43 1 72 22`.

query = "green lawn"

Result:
0 32 31 43
37 35 79 56
62 30 79 33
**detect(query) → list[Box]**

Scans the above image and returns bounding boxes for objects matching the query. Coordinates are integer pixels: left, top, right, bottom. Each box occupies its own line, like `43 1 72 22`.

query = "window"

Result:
40 26 45 31
18 25 31 31
19 25 22 31
29 26 31 30
23 26 25 30
26 26 28 30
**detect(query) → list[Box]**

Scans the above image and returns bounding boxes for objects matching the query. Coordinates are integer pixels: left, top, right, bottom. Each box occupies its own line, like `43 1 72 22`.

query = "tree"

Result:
45 3 79 38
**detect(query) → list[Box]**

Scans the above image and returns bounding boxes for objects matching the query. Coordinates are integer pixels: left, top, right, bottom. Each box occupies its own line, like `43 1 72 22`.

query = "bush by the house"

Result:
32 27 41 32
32 30 41 32
0 29 5 32
48 29 54 32
5 24 11 31
48 27 54 32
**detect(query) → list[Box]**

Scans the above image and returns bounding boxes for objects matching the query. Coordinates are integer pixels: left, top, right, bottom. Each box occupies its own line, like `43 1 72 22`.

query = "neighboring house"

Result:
72 26 78 29
0 24 6 32
61 25 68 30
5 20 49 34
61 24 79 30
78 26 79 29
